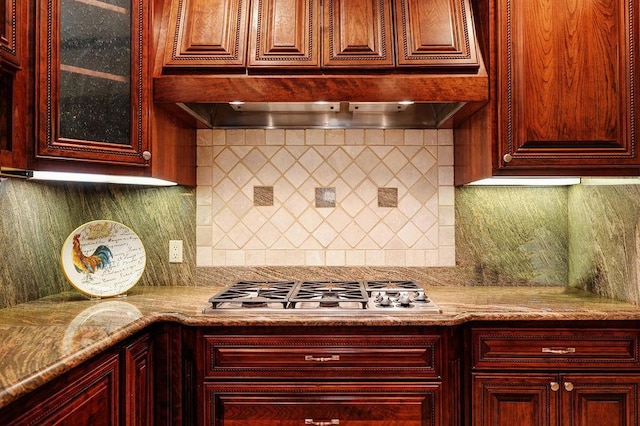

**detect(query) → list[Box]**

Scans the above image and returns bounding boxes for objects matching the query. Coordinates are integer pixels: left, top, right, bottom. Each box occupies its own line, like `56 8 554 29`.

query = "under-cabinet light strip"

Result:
29 171 177 186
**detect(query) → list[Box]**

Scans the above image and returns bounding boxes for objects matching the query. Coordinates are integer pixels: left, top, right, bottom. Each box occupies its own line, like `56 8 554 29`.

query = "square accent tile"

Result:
315 187 336 208
254 186 274 206
378 187 398 207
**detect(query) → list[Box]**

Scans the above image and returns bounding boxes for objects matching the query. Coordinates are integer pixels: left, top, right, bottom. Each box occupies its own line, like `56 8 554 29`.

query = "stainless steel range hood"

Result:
178 101 467 129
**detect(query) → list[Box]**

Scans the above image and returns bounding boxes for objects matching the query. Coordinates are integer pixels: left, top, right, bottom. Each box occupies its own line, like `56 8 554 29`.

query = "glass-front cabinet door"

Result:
37 0 149 166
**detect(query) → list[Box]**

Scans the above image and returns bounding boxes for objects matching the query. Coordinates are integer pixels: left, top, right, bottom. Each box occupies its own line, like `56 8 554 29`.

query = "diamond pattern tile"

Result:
196 129 455 267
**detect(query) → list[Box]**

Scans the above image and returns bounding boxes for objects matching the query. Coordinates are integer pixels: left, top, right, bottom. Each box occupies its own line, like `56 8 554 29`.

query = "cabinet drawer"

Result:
205 382 440 426
472 328 640 370
204 335 441 379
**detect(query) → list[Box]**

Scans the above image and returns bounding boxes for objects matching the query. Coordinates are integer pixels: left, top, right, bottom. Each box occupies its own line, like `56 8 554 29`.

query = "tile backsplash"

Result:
196 129 455 267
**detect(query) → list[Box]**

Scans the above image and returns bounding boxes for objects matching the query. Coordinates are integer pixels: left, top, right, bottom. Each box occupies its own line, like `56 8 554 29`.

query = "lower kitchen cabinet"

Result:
0 351 120 426
193 326 459 426
207 382 440 426
0 332 153 426
122 333 154 426
469 324 640 426
473 373 640 426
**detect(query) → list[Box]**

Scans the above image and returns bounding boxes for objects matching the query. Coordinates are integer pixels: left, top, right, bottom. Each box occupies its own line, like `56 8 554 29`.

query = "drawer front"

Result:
473 328 640 370
205 382 440 426
204 335 441 379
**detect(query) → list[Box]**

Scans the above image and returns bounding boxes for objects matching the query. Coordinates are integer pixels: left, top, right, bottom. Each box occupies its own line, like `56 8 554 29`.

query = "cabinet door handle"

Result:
550 382 560 392
564 382 574 392
541 347 576 354
304 355 340 362
305 419 340 425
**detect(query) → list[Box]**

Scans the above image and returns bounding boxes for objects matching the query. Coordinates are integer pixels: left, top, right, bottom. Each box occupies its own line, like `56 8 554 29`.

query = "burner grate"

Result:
365 280 422 293
289 281 368 308
208 281 296 309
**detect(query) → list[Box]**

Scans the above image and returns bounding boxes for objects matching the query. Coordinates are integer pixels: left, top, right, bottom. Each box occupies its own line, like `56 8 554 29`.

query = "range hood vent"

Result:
178 101 467 129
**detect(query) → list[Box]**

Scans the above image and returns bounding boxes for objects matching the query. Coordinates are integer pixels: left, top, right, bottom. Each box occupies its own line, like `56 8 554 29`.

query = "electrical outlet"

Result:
169 240 183 263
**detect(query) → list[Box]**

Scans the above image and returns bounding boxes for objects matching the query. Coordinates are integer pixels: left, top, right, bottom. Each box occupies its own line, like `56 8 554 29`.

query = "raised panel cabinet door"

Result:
0 353 120 426
322 0 394 68
560 374 640 426
163 0 249 69
497 0 640 170
205 382 441 426
394 0 480 70
0 0 21 70
249 0 320 69
123 334 154 426
473 373 559 426
37 0 150 165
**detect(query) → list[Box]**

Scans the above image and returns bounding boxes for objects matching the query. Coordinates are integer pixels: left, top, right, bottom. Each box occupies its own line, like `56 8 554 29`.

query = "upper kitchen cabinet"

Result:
455 0 640 184
394 0 480 70
0 0 22 70
37 0 147 165
249 0 320 69
33 0 195 184
160 0 480 72
162 0 249 70
1 0 27 171
322 0 394 68
154 0 488 121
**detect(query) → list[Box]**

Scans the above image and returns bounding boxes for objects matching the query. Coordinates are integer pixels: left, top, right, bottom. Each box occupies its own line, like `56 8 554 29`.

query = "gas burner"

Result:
208 281 295 309
364 280 422 295
289 281 368 309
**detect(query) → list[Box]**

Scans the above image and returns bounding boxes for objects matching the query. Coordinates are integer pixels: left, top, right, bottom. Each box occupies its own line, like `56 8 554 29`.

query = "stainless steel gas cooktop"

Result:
206 280 441 313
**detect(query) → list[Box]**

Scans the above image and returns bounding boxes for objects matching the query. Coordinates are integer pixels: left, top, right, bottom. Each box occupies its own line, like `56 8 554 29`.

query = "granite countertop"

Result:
1 285 640 409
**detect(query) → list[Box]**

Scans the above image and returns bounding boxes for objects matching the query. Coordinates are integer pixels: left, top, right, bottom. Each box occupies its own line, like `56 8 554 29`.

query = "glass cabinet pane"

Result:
59 0 131 144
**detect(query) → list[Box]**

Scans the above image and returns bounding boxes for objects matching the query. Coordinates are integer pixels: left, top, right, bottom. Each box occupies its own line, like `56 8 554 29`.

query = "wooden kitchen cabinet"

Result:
37 0 149 165
159 0 481 72
0 0 22 70
455 0 640 184
0 351 121 426
0 0 27 171
249 0 320 69
474 373 640 426
322 0 394 68
207 382 440 426
122 333 154 426
31 0 196 184
0 332 155 426
469 325 640 425
193 326 460 426
162 0 249 69
394 0 480 70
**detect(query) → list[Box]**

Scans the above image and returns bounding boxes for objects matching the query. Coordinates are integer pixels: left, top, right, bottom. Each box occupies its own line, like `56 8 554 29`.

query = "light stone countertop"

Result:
1 285 639 409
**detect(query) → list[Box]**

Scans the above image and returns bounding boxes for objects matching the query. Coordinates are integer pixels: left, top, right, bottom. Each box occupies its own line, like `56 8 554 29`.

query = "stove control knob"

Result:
399 292 411 306
414 292 427 302
379 295 392 306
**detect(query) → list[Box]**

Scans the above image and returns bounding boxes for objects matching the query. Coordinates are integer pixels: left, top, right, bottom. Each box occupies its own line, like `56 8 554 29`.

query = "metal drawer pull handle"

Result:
550 382 560 392
305 419 340 425
564 382 574 392
304 355 340 362
541 347 576 354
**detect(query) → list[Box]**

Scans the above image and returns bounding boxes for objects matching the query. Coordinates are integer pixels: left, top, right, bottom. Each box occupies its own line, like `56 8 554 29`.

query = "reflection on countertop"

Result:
1 285 640 409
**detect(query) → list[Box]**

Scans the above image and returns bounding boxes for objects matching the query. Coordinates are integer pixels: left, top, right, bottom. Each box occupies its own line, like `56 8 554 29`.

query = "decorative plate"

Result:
61 220 146 298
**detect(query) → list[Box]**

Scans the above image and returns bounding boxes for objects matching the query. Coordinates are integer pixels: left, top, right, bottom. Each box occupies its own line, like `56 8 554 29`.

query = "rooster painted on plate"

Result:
72 234 113 280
